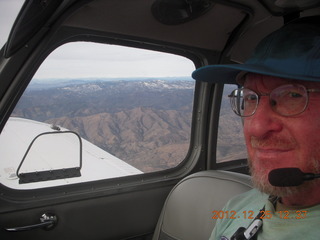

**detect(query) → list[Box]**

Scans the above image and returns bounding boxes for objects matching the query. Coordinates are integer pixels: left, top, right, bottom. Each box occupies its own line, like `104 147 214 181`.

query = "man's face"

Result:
243 74 320 196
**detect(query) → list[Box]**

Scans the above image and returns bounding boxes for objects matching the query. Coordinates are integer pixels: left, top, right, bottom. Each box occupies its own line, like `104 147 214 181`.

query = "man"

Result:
192 16 320 239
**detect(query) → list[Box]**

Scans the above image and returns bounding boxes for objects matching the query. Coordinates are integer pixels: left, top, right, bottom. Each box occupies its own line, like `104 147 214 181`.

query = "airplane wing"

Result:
0 117 142 189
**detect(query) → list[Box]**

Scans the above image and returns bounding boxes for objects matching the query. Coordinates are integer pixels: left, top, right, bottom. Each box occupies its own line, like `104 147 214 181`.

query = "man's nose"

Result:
244 97 283 138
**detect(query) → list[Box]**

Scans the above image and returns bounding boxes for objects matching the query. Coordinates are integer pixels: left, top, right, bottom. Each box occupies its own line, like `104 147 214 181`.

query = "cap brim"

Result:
192 64 320 84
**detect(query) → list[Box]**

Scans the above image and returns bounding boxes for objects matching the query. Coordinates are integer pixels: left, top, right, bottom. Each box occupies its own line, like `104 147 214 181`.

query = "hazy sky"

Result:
1 0 195 80
0 0 24 48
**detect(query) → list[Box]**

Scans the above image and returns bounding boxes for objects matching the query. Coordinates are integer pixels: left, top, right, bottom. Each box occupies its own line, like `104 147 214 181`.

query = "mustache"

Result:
250 136 297 149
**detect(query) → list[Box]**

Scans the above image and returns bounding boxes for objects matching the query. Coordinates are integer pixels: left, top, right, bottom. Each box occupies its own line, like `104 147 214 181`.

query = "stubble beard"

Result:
249 156 320 197
248 134 320 197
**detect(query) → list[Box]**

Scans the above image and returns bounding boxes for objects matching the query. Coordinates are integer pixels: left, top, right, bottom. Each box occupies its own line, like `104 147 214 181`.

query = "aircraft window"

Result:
216 84 247 162
0 42 195 189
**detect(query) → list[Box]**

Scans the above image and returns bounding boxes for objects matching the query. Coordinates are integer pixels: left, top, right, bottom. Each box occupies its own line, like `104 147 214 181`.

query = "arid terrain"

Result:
12 78 246 172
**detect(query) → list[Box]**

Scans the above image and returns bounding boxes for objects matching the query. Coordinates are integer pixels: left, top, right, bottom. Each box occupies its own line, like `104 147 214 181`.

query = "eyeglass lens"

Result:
229 84 309 117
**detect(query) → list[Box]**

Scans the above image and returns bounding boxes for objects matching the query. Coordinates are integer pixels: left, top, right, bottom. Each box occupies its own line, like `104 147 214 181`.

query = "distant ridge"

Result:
29 77 194 90
12 79 246 172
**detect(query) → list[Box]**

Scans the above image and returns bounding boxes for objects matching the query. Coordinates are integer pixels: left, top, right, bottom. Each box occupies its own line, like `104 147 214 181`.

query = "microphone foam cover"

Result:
268 168 304 187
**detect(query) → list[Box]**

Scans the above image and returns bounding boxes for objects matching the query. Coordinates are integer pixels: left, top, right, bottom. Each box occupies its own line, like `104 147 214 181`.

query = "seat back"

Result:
152 170 252 240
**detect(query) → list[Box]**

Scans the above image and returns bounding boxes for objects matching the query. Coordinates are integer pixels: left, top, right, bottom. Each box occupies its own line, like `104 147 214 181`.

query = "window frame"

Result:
208 83 249 173
0 31 211 203
4 41 198 189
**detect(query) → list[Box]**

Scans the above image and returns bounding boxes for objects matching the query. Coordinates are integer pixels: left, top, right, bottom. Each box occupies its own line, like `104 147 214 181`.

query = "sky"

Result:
0 0 24 48
0 0 195 80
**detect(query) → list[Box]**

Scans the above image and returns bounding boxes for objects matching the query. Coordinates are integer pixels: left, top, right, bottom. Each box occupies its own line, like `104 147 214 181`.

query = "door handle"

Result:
5 213 57 232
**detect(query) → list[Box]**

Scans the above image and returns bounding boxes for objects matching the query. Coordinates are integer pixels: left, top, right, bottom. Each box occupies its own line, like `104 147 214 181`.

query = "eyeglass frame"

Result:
228 84 320 117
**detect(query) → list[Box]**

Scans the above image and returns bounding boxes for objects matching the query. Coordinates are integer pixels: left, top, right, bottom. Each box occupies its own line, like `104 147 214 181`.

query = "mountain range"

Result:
12 78 246 172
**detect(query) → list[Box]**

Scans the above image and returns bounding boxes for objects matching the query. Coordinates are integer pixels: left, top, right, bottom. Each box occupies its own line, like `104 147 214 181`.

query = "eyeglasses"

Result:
228 84 320 117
